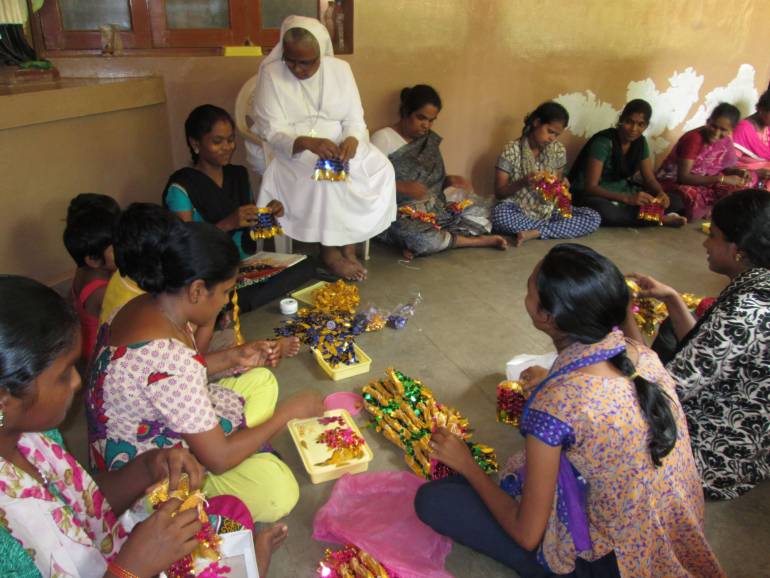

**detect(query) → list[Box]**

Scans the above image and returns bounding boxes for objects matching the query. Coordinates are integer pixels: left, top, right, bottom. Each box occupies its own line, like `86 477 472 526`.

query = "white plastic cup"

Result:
280 298 298 315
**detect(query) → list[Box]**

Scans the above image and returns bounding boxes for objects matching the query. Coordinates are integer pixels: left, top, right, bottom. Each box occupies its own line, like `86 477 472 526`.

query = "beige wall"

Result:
51 0 770 196
4 0 769 281
0 79 173 284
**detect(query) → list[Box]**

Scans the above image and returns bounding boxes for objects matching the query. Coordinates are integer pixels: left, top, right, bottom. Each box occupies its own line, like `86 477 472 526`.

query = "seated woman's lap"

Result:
204 451 299 523
381 220 452 256
414 476 553 576
415 476 622 577
217 368 279 427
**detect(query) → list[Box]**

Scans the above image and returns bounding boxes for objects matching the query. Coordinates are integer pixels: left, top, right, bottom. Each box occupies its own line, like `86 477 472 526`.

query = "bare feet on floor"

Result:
514 230 541 247
662 213 688 227
254 523 288 577
341 244 368 281
320 247 366 282
454 234 509 251
276 336 300 358
401 248 416 261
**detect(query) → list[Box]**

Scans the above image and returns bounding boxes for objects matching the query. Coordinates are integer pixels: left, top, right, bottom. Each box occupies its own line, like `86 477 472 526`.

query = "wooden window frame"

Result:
31 0 354 56
36 0 152 51
148 0 250 48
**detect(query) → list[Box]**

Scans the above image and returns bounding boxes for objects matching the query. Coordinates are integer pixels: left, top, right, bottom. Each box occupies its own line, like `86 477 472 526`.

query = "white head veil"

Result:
259 15 334 72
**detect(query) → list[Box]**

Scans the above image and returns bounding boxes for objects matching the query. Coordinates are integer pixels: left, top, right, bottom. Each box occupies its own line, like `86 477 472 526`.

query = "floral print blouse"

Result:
0 432 130 577
500 331 724 577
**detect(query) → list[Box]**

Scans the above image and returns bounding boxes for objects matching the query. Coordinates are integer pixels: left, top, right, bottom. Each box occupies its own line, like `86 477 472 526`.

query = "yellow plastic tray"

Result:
312 343 372 381
287 409 373 484
291 280 329 305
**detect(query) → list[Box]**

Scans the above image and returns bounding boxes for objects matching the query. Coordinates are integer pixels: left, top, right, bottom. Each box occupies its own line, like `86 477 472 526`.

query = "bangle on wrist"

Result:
107 561 141 578
719 174 724 184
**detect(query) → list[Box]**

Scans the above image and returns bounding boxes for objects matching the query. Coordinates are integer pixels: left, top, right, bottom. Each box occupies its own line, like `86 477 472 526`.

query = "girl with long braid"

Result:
415 244 724 577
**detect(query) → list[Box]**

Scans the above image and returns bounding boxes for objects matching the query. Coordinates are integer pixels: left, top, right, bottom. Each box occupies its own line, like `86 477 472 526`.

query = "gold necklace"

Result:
157 303 193 346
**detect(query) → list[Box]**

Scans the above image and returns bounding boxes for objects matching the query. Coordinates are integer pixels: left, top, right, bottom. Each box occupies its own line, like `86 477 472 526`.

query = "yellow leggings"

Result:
203 368 299 523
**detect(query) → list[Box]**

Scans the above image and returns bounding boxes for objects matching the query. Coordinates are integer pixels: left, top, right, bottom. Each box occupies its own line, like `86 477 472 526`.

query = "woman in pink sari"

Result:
657 103 749 220
732 89 770 188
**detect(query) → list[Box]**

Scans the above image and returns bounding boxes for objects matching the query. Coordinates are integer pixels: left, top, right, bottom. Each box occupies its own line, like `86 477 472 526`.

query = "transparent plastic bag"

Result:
313 471 453 578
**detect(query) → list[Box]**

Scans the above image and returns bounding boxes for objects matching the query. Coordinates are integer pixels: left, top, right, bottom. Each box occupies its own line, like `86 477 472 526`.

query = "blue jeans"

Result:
414 475 621 578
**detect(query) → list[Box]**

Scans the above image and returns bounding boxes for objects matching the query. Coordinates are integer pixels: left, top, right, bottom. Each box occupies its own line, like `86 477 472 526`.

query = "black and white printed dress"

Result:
667 267 770 500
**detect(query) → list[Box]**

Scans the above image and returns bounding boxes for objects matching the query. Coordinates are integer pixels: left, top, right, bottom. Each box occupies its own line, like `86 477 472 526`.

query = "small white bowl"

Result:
280 298 298 315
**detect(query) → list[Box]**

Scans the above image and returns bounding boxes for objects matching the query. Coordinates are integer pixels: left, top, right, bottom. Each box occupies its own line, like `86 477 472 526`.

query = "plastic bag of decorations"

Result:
363 368 498 480
314 158 350 181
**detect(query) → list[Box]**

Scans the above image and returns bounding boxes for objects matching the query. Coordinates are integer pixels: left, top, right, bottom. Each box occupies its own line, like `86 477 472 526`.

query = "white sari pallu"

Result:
253 16 396 246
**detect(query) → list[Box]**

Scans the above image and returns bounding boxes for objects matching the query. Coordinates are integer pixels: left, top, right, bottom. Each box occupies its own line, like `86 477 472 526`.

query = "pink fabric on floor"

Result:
313 471 453 578
208 495 255 531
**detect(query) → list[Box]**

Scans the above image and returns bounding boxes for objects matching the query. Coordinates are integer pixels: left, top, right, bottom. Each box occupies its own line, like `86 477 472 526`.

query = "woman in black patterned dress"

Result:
628 189 770 499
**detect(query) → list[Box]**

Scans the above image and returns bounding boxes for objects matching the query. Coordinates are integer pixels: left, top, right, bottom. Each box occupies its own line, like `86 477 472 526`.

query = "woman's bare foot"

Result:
276 336 300 358
514 230 540 247
341 244 368 280
254 523 288 577
662 213 687 227
320 246 365 281
454 234 508 250
401 248 415 261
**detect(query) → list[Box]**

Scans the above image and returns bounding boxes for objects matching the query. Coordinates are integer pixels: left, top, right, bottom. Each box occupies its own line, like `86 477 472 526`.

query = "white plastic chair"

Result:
234 72 370 260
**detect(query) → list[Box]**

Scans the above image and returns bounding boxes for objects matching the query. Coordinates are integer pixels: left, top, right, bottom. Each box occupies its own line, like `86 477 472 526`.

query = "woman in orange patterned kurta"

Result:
416 244 724 577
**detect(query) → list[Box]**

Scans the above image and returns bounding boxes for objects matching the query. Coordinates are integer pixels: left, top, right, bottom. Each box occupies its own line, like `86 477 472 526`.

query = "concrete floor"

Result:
63 223 770 577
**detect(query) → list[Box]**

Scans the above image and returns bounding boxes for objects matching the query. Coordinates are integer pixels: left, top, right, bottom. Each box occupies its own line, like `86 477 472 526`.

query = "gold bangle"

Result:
719 174 724 184
107 561 141 578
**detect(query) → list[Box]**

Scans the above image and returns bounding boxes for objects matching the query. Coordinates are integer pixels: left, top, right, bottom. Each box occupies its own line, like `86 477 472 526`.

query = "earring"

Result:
0 409 4 428
735 254 743 262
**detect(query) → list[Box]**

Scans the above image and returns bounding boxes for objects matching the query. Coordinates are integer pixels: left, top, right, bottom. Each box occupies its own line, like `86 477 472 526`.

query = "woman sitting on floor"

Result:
569 99 687 227
415 244 724 577
492 101 600 245
656 102 749 221
163 104 283 260
371 84 507 259
732 88 770 189
86 219 324 523
0 276 287 578
627 189 770 500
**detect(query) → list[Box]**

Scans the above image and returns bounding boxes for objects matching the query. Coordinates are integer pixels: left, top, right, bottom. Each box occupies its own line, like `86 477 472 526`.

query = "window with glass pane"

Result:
261 0 317 29
59 0 132 31
165 0 230 30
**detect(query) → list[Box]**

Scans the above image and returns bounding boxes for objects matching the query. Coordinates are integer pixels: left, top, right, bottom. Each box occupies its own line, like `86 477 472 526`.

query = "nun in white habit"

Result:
253 15 396 280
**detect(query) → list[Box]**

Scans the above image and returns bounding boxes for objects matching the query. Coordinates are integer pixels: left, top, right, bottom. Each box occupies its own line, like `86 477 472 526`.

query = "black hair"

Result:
711 188 770 268
114 203 181 282
124 218 239 295
757 89 770 113
536 243 677 467
709 102 741 127
399 85 442 119
0 276 78 398
184 104 235 164
62 193 121 267
522 101 569 137
619 99 652 124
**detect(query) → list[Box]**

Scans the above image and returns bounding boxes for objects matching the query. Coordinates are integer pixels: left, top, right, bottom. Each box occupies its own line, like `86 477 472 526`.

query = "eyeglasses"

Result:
282 55 319 69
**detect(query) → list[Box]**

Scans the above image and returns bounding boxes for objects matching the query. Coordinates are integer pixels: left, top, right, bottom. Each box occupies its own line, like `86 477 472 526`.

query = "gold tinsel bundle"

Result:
318 544 394 578
626 279 704 336
144 475 222 572
314 279 361 315
362 368 497 479
497 380 529 427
